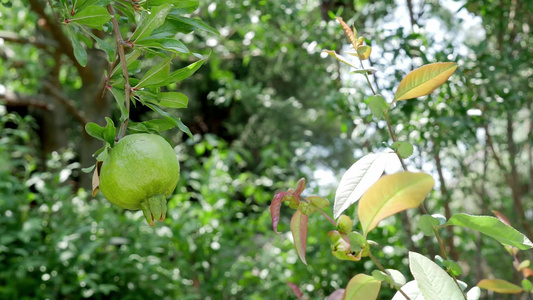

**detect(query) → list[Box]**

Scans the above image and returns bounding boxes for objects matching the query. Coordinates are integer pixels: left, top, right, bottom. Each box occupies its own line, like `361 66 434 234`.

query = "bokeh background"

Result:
1 0 532 299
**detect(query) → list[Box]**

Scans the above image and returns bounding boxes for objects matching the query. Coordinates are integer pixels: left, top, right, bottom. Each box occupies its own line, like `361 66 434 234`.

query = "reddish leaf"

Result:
294 178 306 196
336 17 357 49
286 282 303 299
477 279 523 294
523 268 533 278
492 210 511 226
271 191 289 234
291 210 309 265
327 289 345 300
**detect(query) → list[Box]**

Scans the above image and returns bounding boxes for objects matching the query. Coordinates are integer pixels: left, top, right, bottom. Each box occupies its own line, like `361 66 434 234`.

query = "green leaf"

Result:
136 57 173 88
477 279 523 294
290 210 308 265
356 45 372 60
418 215 440 236
391 141 414 159
145 103 193 138
81 164 96 173
109 88 128 122
166 15 219 35
358 172 434 236
102 117 116 147
445 214 533 250
66 27 87 67
393 62 458 101
367 95 389 119
522 279 533 292
307 196 329 209
160 55 209 86
129 3 173 43
136 38 190 54
343 274 381 300
81 27 116 61
85 122 105 141
159 92 188 108
110 50 141 77
165 0 199 14
69 6 111 28
298 201 316 216
442 260 463 276
337 215 353 234
385 269 407 288
409 252 464 299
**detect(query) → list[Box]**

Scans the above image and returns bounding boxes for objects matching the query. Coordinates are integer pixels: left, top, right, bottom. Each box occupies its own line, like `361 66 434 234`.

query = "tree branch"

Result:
42 81 89 125
0 30 57 49
0 91 52 111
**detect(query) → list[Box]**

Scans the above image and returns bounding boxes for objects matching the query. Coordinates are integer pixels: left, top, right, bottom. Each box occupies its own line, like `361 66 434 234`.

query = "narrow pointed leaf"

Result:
130 4 173 43
167 15 219 35
359 172 434 236
477 279 523 294
136 57 173 88
160 55 209 85
159 92 189 108
393 62 458 101
335 17 357 49
343 274 381 300
144 103 193 138
109 88 128 122
286 282 303 299
445 214 533 250
271 192 289 234
409 252 464 299
291 210 308 265
70 6 111 28
322 50 358 69
334 152 397 219
66 28 87 67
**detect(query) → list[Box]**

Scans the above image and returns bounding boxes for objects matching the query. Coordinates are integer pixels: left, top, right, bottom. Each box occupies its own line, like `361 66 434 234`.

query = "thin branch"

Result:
107 4 131 141
0 30 57 49
42 80 89 125
0 91 52 111
384 112 408 171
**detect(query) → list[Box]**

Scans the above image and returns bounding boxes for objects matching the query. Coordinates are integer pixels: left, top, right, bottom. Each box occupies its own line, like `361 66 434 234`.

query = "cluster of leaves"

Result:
55 0 217 190
270 18 533 299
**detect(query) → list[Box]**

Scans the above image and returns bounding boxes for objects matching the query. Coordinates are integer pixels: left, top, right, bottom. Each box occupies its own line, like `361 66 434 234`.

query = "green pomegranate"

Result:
99 133 180 226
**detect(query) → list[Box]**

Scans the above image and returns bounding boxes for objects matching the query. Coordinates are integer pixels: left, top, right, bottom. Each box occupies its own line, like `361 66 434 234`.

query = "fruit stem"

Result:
140 194 167 226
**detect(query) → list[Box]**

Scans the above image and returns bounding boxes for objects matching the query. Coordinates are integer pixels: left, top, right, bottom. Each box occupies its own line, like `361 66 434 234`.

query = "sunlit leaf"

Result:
392 280 424 300
69 6 111 29
167 15 219 35
334 151 397 219
343 274 381 300
129 3 173 43
291 210 308 265
466 287 481 300
358 172 434 236
356 45 371 60
393 62 458 101
445 214 533 250
327 289 345 300
477 279 523 294
409 252 464 299
322 50 358 69
160 54 209 86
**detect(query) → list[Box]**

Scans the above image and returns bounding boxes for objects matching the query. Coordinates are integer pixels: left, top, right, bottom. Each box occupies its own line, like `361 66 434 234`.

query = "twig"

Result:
0 91 52 111
107 4 131 140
